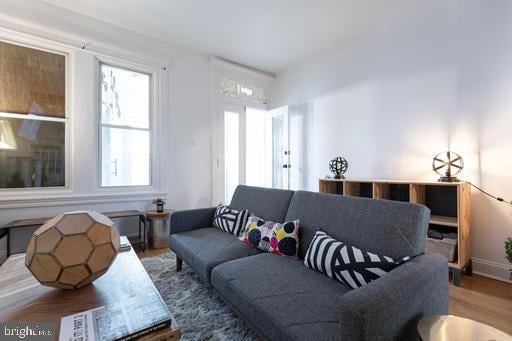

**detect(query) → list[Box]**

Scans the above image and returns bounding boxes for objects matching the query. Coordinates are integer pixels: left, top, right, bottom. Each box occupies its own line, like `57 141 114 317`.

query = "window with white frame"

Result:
219 78 268 105
100 63 151 187
0 40 67 189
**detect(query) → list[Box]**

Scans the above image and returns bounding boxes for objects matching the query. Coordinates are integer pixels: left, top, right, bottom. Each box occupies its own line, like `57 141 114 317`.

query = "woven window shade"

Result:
0 41 65 118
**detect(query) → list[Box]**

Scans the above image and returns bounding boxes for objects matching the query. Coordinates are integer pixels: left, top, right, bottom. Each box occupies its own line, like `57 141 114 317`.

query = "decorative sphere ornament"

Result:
432 151 464 182
25 211 120 289
329 157 348 179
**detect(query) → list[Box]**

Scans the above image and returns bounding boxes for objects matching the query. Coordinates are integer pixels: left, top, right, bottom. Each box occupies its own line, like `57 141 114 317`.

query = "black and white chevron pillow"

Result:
213 205 250 236
304 230 410 289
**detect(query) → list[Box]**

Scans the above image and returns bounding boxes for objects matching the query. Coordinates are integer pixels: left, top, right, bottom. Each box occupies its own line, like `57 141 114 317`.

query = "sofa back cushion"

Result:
230 185 294 223
285 191 430 260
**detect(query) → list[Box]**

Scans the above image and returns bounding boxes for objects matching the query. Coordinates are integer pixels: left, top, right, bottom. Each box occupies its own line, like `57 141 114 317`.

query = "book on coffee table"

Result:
119 236 132 252
60 291 172 341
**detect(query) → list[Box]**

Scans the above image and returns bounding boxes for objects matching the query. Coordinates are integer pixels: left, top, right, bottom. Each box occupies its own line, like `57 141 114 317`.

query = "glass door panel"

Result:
218 103 245 204
289 103 310 190
245 107 267 187
224 111 240 203
267 106 289 189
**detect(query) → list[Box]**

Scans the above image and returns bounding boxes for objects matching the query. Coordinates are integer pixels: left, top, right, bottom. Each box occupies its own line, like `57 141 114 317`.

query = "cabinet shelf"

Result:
429 215 458 227
318 178 471 286
448 262 461 270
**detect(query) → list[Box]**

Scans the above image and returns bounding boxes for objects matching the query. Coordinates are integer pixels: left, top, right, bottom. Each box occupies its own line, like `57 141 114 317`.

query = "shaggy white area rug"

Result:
141 252 259 341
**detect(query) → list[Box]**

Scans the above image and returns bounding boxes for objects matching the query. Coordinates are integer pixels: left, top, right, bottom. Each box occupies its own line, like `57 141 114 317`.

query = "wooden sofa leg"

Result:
176 256 182 271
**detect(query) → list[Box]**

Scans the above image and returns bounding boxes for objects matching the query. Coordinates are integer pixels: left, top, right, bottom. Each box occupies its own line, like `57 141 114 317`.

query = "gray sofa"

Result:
170 185 448 341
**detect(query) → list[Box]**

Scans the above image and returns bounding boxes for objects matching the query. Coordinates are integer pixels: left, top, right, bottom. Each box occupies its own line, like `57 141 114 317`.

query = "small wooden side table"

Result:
147 210 172 249
418 315 511 340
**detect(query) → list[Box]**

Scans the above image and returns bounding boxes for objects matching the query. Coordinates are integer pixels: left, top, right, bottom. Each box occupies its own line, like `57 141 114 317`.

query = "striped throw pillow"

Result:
304 230 410 289
213 205 250 236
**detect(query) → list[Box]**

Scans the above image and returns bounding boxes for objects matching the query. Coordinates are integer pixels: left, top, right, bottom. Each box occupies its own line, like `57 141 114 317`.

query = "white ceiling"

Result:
42 0 425 74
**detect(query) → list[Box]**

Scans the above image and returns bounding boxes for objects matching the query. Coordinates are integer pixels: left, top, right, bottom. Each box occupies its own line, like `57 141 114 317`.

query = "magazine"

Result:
119 236 131 252
59 293 172 341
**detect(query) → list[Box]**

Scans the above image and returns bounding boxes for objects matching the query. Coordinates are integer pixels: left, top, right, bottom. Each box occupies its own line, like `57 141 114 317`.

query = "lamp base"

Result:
334 175 345 180
438 176 459 183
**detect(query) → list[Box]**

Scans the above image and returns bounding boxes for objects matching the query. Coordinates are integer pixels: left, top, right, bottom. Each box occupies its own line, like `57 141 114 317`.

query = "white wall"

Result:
272 0 512 282
0 0 212 259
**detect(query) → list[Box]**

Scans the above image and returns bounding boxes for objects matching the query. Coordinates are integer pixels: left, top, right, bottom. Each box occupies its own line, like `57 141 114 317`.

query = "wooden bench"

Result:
0 210 146 258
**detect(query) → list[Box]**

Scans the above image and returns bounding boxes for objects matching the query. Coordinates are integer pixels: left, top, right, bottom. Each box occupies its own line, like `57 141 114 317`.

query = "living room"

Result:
0 0 511 340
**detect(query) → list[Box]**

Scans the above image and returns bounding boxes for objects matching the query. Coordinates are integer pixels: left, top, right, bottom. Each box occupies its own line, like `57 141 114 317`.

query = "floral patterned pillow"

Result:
239 215 299 257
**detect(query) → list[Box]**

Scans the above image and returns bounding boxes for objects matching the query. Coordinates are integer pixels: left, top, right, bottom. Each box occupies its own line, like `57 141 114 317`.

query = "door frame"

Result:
268 105 290 190
209 57 273 204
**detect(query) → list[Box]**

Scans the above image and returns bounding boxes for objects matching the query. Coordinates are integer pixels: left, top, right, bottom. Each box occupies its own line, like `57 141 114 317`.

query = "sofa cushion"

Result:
304 230 411 289
213 205 250 236
211 253 349 341
170 227 260 283
239 215 300 257
230 185 294 222
285 191 430 259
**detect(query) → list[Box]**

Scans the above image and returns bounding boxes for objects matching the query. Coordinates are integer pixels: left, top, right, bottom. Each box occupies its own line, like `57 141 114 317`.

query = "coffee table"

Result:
418 315 511 341
0 247 180 340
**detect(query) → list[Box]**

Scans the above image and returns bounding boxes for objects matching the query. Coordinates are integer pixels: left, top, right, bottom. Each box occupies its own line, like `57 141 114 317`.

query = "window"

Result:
0 40 67 189
100 64 151 187
219 78 268 105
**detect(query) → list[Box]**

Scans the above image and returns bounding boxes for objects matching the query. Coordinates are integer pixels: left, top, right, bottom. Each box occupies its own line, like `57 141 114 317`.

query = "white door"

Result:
288 103 309 190
267 106 290 189
216 104 293 203
218 103 246 204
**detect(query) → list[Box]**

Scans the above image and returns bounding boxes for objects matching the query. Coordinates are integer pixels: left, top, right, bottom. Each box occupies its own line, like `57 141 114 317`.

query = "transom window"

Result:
100 63 151 187
219 78 268 105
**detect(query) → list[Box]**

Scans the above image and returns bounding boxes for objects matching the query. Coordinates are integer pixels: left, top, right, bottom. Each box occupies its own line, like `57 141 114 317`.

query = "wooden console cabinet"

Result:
319 179 471 285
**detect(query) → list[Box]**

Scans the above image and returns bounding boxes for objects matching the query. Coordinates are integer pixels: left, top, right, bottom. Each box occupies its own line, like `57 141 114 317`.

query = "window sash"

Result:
100 62 151 130
99 126 152 188
0 113 68 189
99 62 153 188
100 123 150 132
0 112 67 123
0 39 66 118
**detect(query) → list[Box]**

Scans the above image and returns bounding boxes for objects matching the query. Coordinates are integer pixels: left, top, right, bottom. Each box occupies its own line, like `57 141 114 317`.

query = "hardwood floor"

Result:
137 248 512 335
449 274 512 335
137 247 171 258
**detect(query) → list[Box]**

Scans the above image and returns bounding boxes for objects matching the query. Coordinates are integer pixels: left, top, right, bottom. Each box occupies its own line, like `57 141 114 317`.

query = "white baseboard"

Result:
472 257 512 284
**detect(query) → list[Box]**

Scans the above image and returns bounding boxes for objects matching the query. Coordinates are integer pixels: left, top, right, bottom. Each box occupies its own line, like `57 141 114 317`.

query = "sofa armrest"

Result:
338 253 448 341
170 207 216 235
